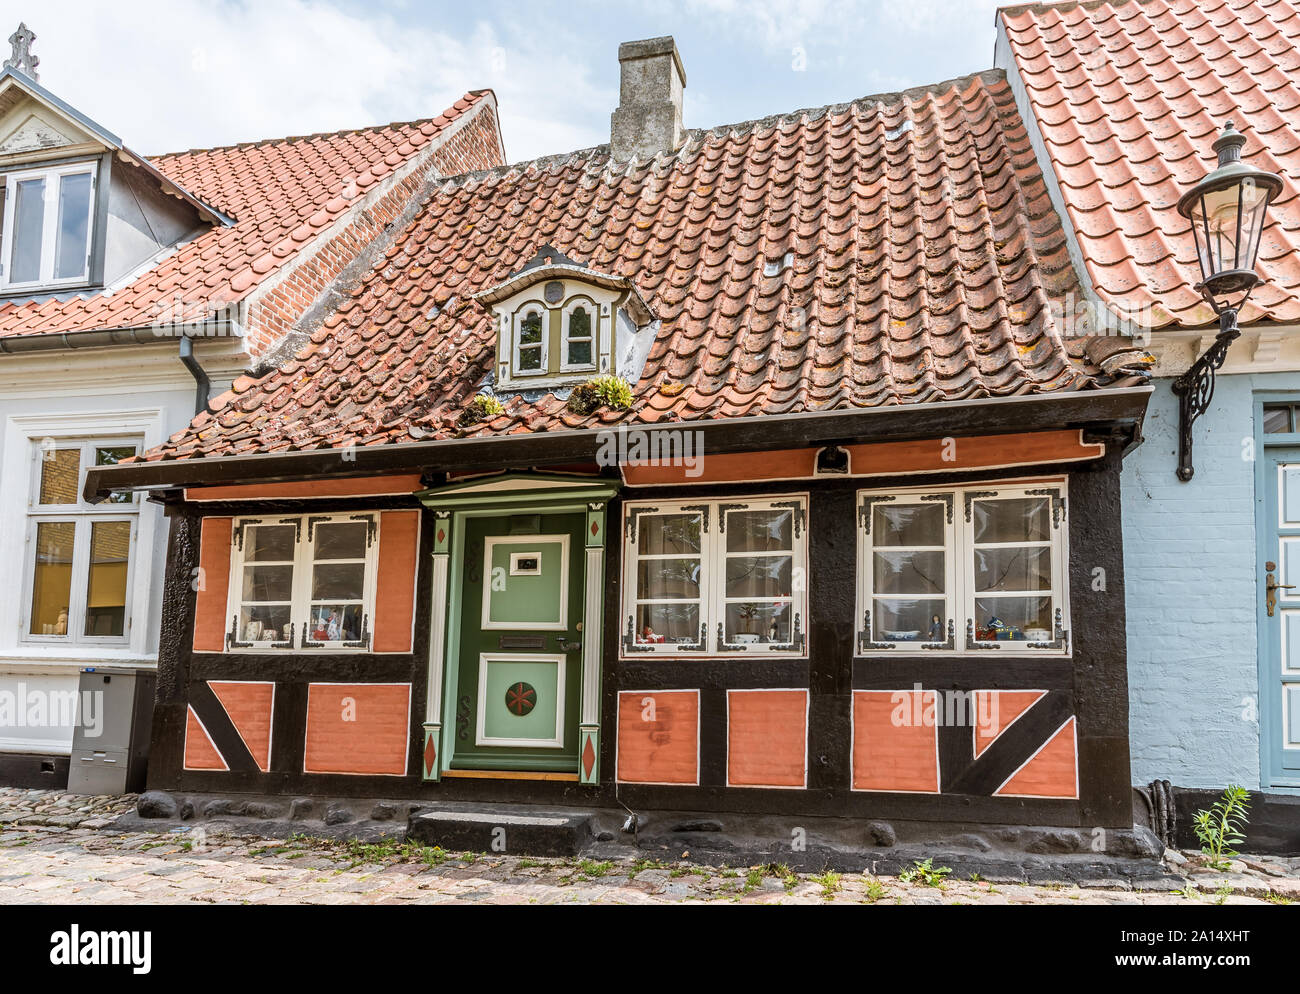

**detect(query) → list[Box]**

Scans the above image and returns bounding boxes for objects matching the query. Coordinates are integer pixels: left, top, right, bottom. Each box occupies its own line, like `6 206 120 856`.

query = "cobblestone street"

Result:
0 790 1296 905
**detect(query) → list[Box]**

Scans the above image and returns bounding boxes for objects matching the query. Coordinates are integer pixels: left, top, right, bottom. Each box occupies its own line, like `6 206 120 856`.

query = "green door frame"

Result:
417 473 620 784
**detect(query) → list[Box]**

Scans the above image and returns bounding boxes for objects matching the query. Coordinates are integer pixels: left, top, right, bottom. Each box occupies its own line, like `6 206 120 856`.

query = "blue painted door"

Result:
1261 449 1300 785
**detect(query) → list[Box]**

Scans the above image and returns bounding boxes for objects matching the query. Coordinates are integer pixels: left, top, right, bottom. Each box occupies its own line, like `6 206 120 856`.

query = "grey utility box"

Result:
67 666 156 795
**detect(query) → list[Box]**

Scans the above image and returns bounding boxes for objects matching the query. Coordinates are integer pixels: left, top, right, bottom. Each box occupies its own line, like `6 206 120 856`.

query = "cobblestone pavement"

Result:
1 789 1296 905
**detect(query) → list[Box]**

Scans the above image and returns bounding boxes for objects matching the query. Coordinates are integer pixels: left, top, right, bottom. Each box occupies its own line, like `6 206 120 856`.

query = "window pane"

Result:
84 520 130 637
725 601 791 645
38 448 80 504
974 547 1051 592
245 524 295 561
1264 405 1292 434
519 311 543 345
972 498 1050 544
638 513 701 555
635 602 699 644
871 598 946 642
54 171 92 280
29 520 74 635
518 345 542 371
10 176 45 284
567 338 592 366
725 554 792 598
242 564 293 602
307 604 363 642
726 509 792 552
239 604 292 643
96 445 137 504
873 550 944 594
973 596 1053 642
873 503 943 546
314 521 366 560
637 558 700 600
311 562 365 600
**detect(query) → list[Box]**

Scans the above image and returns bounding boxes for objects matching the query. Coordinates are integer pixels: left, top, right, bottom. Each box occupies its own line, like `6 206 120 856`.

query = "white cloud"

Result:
0 0 609 161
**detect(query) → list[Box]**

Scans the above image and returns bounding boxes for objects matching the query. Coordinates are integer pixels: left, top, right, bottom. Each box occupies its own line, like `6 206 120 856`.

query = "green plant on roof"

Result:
458 393 505 428
567 374 633 415
1192 784 1250 870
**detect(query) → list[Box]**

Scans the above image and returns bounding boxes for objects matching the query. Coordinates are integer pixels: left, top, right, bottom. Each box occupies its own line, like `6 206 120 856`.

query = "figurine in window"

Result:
56 607 68 636
767 619 780 643
928 614 944 642
326 611 341 642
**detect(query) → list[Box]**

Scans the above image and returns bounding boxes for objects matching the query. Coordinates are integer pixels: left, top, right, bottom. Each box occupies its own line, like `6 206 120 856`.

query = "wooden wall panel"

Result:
183 706 227 771
973 690 1045 759
209 681 274 772
192 517 233 653
373 510 420 653
852 690 939 793
185 474 423 501
303 683 411 776
727 690 807 787
995 717 1079 798
616 690 699 785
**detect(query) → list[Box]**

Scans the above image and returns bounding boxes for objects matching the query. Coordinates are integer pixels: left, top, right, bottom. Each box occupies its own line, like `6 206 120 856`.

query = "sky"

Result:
0 0 1001 162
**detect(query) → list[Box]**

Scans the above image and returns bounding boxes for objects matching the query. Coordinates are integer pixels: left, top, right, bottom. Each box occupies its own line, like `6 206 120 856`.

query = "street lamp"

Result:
1172 122 1283 481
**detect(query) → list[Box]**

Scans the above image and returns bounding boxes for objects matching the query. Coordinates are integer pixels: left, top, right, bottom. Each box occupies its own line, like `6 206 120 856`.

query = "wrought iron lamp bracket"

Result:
1171 306 1241 482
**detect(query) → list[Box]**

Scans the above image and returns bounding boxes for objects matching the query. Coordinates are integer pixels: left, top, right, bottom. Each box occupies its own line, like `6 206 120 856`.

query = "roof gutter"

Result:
0 319 241 354
83 384 1153 502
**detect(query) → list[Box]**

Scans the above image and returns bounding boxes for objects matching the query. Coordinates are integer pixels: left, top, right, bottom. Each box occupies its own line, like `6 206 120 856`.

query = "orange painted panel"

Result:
209 681 274 772
373 510 420 653
852 690 940 792
185 474 423 501
974 690 1046 758
616 690 699 784
193 517 233 653
996 717 1078 798
620 430 1100 486
184 706 227 771
304 683 410 775
728 690 807 787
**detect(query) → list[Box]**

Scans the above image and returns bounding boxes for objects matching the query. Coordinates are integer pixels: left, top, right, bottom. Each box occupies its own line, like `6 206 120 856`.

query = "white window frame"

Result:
621 495 809 659
21 436 142 647
511 302 548 378
855 480 1070 656
0 160 98 291
225 513 379 653
559 295 599 373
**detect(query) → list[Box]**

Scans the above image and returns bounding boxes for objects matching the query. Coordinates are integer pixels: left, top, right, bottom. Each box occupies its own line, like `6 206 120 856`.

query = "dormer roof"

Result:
474 244 656 324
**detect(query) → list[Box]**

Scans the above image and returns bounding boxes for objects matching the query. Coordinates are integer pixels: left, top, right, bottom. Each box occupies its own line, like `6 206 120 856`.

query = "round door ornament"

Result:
505 682 537 717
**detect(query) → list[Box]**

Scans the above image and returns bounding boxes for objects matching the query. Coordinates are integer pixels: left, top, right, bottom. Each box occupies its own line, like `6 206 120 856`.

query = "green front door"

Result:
451 514 585 771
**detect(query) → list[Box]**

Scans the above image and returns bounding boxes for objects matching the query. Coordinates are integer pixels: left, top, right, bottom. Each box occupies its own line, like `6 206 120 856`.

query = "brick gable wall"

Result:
241 103 504 360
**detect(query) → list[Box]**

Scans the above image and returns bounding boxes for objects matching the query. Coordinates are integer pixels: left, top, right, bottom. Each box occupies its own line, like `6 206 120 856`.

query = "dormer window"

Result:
0 161 96 290
477 244 658 394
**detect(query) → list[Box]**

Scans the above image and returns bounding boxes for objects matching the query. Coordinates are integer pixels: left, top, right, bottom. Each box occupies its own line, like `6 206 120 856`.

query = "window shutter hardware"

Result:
301 622 324 650
771 500 806 538
305 515 332 542
1025 488 1066 529
679 505 710 532
716 621 747 651
621 615 655 653
963 491 997 522
858 494 896 533
766 612 805 652
859 610 897 651
349 514 378 547
625 506 659 541
919 493 954 523
716 504 746 532
226 614 252 650
920 618 956 651
233 518 263 550
966 618 1001 649
675 623 707 651
1026 608 1070 650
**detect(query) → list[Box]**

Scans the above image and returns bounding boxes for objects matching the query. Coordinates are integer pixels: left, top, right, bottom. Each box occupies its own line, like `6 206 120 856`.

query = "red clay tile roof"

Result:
0 92 491 341
1000 0 1300 329
144 70 1145 463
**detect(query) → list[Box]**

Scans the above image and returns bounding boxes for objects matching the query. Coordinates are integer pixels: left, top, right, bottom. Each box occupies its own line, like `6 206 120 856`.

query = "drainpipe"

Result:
178 334 210 415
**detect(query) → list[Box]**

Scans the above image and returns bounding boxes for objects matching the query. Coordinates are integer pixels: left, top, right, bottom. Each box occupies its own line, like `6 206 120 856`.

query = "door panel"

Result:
451 514 584 771
1262 451 1300 782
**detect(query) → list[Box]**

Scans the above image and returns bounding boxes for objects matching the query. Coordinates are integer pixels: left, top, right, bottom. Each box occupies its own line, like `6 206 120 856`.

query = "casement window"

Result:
0 162 97 291
621 496 808 657
513 305 546 375
560 296 598 372
227 514 378 651
856 482 1069 654
505 291 602 379
24 438 139 644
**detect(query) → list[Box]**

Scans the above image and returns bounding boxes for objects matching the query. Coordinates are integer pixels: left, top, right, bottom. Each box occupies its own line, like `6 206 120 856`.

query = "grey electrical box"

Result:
67 666 156 796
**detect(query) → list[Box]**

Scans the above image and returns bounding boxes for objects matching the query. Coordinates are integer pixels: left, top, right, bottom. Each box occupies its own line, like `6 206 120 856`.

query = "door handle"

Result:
556 635 582 652
1266 571 1296 617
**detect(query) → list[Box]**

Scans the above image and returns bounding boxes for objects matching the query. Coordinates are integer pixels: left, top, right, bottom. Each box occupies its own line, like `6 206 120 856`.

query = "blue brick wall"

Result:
1122 370 1300 790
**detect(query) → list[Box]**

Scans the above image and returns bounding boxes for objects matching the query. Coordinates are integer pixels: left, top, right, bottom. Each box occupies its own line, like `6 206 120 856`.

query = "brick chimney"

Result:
610 36 686 162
